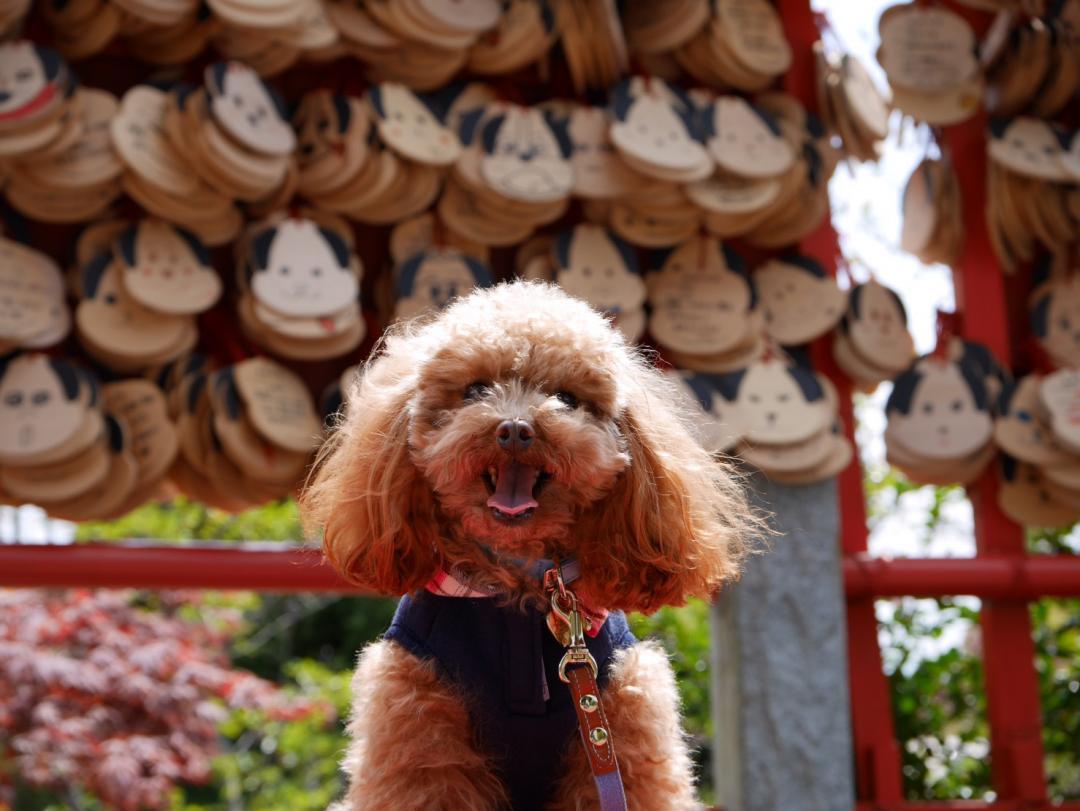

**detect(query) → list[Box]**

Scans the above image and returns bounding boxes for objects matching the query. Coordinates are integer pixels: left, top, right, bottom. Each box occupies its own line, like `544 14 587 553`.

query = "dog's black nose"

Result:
496 419 534 451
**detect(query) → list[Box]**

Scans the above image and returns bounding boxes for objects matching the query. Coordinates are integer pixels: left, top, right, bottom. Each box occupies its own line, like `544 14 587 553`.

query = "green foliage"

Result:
75 497 303 543
629 601 715 795
628 601 713 738
228 594 397 680
881 596 991 800
867 472 1080 802
1030 525 1080 800
864 464 966 548
9 782 103 811
172 661 351 811
1034 598 1080 799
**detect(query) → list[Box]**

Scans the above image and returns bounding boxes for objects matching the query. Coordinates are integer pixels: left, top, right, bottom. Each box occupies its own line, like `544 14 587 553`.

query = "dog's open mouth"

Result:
483 459 553 522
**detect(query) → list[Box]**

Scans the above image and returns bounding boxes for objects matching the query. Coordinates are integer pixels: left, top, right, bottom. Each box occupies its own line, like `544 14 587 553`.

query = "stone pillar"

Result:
710 474 855 811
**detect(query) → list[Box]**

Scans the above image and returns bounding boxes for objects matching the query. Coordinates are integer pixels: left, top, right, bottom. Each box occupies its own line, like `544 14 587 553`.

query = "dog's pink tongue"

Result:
488 460 539 515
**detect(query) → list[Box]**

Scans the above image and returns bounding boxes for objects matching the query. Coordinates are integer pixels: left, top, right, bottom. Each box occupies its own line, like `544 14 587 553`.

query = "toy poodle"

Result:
302 281 752 810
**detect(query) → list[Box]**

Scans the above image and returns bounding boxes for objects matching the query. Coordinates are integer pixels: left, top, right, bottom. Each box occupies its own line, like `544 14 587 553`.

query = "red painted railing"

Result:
4 542 1080 600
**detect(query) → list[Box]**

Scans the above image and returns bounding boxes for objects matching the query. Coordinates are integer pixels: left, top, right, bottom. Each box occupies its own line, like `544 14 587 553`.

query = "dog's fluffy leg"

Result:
334 639 507 811
546 641 698 811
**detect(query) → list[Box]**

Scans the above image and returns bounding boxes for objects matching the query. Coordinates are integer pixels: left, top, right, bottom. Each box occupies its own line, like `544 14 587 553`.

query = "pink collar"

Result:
425 563 609 638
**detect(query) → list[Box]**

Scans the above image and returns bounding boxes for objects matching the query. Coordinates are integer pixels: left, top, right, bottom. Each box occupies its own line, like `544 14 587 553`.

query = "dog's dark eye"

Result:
464 381 490 401
554 390 579 409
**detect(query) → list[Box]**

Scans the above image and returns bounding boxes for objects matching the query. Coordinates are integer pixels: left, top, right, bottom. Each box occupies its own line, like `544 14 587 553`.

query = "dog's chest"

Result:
384 591 635 810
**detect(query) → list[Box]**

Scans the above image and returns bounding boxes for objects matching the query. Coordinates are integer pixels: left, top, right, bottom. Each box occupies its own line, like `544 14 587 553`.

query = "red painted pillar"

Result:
945 108 1048 802
779 0 904 805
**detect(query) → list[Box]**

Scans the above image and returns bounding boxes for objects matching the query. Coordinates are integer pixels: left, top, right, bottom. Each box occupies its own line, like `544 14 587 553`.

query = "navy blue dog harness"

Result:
384 590 637 810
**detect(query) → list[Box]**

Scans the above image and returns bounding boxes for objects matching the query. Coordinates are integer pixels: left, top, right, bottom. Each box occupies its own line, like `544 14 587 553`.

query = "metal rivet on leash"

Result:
590 727 609 746
580 694 599 712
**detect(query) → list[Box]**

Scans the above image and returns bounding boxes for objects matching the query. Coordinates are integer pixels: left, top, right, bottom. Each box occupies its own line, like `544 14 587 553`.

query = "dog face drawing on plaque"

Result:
843 280 914 371
886 357 993 460
704 96 794 178
714 359 831 444
674 370 745 454
394 249 494 320
755 256 846 346
205 61 295 156
247 219 358 319
0 42 62 118
998 454 1080 528
479 106 573 202
117 220 222 316
1039 370 1080 452
609 79 710 173
647 237 755 355
988 117 1067 182
567 105 645 198
994 375 1071 467
370 83 461 166
294 92 358 167
1031 276 1080 365
552 225 645 314
77 255 189 355
0 353 84 458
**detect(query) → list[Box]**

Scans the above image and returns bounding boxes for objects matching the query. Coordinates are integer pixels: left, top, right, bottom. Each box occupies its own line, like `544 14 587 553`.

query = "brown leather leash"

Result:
545 569 628 811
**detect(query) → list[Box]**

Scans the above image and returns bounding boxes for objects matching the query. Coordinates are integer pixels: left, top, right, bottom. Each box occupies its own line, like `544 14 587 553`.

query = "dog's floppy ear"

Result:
543 110 573 158
805 110 827 139
331 94 352 133
576 362 751 613
885 367 922 415
457 107 486 145
207 62 227 96
117 226 138 267
35 46 62 82
249 226 277 272
464 255 494 287
301 336 439 594
176 226 211 266
480 114 506 154
318 226 351 269
1031 292 1051 338
81 253 112 299
368 85 385 119
610 83 634 122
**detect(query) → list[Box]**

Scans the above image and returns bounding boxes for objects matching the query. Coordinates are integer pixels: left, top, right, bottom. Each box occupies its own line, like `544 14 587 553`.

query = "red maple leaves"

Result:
0 589 330 810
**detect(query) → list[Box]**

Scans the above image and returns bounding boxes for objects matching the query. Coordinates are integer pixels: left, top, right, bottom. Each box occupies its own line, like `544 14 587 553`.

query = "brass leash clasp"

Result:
547 572 598 683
